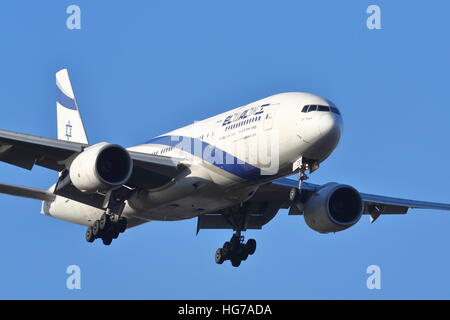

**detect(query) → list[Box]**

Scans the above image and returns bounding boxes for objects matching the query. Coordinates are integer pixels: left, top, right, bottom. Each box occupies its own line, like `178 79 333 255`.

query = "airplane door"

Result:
264 110 273 130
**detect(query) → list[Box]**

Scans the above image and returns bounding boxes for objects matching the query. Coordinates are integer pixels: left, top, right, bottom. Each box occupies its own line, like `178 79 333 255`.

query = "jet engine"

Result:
69 142 133 193
303 183 363 233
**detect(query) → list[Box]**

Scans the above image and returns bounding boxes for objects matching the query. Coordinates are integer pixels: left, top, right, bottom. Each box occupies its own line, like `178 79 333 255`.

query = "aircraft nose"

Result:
319 112 342 141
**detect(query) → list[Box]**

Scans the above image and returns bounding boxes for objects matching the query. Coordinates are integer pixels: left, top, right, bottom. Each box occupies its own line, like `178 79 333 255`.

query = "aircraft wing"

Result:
195 176 450 233
0 129 186 188
264 177 450 221
0 129 84 171
0 182 56 201
0 181 148 229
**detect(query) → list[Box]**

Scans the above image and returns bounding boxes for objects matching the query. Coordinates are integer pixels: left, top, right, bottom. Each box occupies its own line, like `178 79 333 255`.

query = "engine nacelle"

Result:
69 142 133 193
303 183 363 233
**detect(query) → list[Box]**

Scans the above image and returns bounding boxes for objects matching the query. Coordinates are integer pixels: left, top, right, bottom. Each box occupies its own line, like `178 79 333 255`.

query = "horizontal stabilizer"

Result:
0 183 55 201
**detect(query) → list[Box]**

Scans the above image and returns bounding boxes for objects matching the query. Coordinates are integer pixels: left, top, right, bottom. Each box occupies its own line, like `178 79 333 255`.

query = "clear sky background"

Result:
0 0 449 299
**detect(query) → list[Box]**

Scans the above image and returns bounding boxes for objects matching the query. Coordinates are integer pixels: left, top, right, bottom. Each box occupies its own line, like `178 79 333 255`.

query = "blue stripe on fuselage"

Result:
56 86 77 110
146 135 262 180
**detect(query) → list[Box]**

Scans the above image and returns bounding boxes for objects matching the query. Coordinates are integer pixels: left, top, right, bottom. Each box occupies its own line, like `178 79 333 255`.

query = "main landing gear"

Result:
85 188 132 246
85 213 127 245
214 204 257 267
215 231 257 267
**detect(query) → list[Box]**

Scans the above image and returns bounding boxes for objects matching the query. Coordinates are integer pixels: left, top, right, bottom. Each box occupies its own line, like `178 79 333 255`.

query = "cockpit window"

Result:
330 106 341 115
302 104 341 115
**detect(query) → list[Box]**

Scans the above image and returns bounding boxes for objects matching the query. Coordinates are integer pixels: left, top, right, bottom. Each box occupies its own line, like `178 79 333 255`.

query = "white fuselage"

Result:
44 92 343 226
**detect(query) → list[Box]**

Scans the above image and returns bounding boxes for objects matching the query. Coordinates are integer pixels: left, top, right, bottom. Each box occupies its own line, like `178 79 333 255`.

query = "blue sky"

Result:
0 0 449 299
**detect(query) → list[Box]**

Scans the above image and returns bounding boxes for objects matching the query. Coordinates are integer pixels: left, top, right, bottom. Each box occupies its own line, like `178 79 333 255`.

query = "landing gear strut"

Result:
289 159 310 204
215 231 257 267
298 161 309 189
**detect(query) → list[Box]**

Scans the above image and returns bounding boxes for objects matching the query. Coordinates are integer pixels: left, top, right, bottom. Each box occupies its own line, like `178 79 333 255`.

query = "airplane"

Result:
0 68 449 267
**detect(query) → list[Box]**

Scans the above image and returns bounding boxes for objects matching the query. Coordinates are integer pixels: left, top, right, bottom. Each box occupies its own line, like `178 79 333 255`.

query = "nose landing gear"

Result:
293 157 319 190
288 158 310 205
289 157 319 210
297 159 309 189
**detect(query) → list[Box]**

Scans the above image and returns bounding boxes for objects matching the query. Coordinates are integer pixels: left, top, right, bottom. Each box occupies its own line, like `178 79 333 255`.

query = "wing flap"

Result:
196 201 282 232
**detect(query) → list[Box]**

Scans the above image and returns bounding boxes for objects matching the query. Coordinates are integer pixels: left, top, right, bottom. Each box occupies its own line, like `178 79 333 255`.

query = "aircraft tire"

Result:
99 214 110 231
230 256 241 267
118 217 127 233
240 245 249 261
102 236 113 246
92 220 101 238
246 239 256 255
86 227 95 243
215 248 225 264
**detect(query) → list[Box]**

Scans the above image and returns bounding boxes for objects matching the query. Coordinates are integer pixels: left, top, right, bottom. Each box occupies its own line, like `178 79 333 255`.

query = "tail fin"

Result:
56 69 89 144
